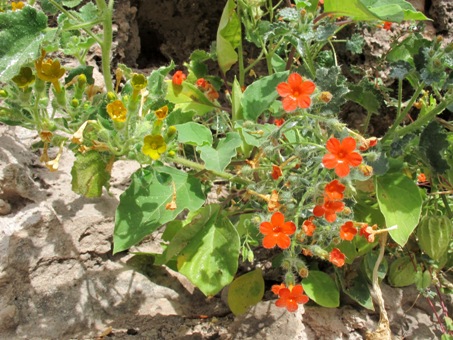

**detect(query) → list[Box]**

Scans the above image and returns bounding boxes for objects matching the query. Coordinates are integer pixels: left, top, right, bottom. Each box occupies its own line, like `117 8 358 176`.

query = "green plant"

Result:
1 0 452 336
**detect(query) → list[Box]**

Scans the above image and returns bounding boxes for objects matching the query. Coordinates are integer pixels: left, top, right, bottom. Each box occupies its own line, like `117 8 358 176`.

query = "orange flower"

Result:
383 21 392 31
196 78 209 90
172 70 186 85
322 137 362 177
274 118 285 127
302 217 316 236
275 284 309 312
313 198 345 222
276 73 315 112
359 224 377 243
417 173 427 183
260 211 296 249
271 165 283 180
339 221 357 241
324 179 345 201
329 248 345 267
271 283 286 295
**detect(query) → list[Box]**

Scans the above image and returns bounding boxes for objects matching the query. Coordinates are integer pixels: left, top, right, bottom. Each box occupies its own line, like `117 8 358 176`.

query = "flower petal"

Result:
282 96 298 112
259 221 273 235
276 82 292 97
322 154 338 169
281 221 296 235
335 163 350 177
262 235 277 249
346 152 363 167
285 300 299 312
313 205 324 217
271 211 285 227
326 137 340 153
301 80 316 94
291 285 304 295
341 136 357 152
287 73 303 88
276 233 291 249
297 95 311 109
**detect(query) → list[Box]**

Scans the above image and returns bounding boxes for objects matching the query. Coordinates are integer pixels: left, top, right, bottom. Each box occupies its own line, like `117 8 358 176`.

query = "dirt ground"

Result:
1 0 453 339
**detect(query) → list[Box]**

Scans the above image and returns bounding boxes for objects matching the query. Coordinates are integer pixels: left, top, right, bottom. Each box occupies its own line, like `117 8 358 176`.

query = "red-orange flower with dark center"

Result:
324 179 345 201
275 285 309 312
329 248 345 267
260 211 296 249
322 137 363 177
276 73 315 112
313 198 344 222
172 70 186 85
271 165 283 180
302 217 316 236
339 221 357 241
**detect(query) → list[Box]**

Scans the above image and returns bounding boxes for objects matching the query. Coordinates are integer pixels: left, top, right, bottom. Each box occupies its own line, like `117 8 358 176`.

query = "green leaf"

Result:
235 122 276 147
175 122 213 146
0 7 50 81
345 33 365 54
65 65 94 85
113 166 205 254
241 71 289 121
197 132 242 172
216 0 241 74
165 80 218 115
419 121 450 173
346 83 380 114
147 61 174 99
337 268 374 310
227 268 264 315
375 172 422 246
324 0 429 22
302 271 339 307
71 151 111 198
166 205 240 296
388 256 417 287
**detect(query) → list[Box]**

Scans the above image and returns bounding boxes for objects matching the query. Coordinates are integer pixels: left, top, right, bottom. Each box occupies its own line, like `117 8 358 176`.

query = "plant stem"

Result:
170 155 252 186
368 232 392 338
96 0 114 93
395 95 453 138
381 81 425 143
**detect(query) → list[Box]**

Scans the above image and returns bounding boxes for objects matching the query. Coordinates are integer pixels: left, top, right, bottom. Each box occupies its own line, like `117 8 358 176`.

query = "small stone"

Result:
0 199 11 215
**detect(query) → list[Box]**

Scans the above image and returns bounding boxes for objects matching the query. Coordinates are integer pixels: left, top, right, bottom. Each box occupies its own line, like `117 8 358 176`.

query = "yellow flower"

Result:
39 130 53 143
142 135 167 160
11 1 25 11
12 67 35 88
106 100 127 122
35 51 65 92
154 105 168 120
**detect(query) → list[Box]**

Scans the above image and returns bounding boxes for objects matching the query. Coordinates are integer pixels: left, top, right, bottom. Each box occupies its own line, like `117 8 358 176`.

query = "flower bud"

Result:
77 74 87 86
0 90 7 98
319 91 333 103
71 99 79 108
167 150 176 157
107 91 116 101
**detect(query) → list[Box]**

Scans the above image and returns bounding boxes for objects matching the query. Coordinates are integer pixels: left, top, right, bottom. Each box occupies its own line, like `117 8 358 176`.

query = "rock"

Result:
228 301 308 339
0 199 11 215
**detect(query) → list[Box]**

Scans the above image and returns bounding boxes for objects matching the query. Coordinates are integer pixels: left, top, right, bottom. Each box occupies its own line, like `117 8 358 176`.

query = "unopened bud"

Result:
319 91 333 103
77 74 87 86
